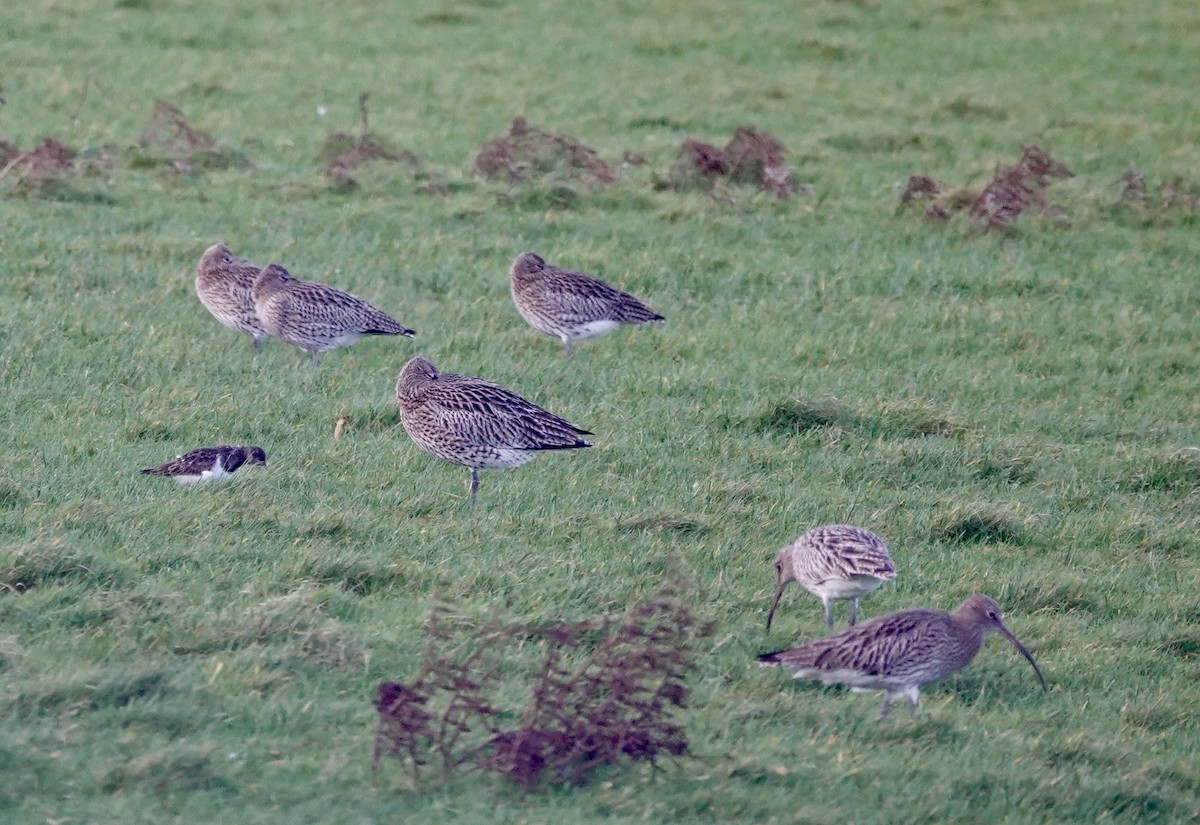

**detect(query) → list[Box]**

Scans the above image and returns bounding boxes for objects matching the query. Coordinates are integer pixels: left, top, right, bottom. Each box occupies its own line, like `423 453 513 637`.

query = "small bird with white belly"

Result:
252 263 415 367
758 594 1048 718
140 445 268 486
767 524 897 633
509 251 664 357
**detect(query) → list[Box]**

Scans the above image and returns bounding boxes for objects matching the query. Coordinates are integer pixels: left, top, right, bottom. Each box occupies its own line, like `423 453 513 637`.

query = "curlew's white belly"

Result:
566 319 621 341
804 575 888 601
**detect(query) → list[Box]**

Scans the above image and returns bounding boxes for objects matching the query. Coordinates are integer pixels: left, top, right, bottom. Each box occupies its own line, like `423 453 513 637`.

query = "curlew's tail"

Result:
757 650 789 667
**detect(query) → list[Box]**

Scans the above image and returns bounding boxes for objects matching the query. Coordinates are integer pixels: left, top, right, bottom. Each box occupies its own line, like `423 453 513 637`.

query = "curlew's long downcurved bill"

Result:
766 581 787 630
996 622 1048 692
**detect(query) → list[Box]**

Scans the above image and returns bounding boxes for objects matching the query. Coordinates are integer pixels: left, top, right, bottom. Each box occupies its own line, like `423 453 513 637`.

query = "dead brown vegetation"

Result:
0 137 82 196
473 116 615 184
132 99 248 173
668 126 803 198
1113 169 1200 219
373 572 713 788
320 92 422 190
901 145 1074 230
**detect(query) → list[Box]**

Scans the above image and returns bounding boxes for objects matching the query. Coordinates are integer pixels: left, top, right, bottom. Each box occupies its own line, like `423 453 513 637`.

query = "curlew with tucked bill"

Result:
252 263 415 367
509 251 664 356
195 243 269 354
767 524 897 632
395 355 591 506
141 445 268 486
758 594 1047 717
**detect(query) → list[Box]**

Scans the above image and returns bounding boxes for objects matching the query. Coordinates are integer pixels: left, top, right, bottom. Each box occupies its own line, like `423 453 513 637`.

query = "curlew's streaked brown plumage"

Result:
140 445 268 486
395 355 592 506
767 524 897 632
509 251 664 356
758 594 1047 717
252 263 415 367
195 243 269 354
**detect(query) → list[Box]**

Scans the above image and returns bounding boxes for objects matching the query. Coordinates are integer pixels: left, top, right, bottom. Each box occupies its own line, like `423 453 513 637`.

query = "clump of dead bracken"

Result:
132 99 249 174
1110 169 1200 224
473 116 615 185
320 93 422 191
372 572 713 788
0 136 114 202
667 126 804 199
900 145 1074 230
0 137 78 189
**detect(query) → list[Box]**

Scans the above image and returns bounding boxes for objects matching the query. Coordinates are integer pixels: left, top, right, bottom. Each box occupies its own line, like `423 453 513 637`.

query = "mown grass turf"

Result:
3 0 1200 821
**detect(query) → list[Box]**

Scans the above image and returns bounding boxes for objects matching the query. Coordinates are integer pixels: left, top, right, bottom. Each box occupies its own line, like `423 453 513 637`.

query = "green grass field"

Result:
3 0 1200 821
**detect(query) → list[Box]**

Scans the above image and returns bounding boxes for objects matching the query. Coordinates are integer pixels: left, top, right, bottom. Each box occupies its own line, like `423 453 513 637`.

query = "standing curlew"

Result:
767 524 897 632
194 243 270 354
395 355 592 506
141 445 268 486
252 263 415 367
758 594 1048 717
509 251 665 356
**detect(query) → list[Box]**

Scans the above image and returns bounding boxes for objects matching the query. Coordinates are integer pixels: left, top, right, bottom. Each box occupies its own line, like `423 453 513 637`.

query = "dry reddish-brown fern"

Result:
901 145 1073 230
133 99 246 172
668 126 801 198
969 144 1074 230
474 116 614 184
373 573 713 788
0 137 78 192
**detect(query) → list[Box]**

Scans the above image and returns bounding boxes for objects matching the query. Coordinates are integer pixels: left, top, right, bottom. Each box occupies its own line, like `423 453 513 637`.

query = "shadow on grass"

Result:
738 398 965 440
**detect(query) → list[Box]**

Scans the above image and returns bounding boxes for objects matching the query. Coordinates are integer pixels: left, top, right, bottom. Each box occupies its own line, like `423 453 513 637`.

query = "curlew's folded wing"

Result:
424 377 591 450
761 608 952 678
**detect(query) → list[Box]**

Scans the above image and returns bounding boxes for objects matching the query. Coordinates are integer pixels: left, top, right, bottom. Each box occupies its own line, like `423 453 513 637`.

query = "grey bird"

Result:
395 355 592 506
252 263 415 367
509 251 664 356
767 524 897 632
758 594 1048 717
195 243 269 354
141 445 268 486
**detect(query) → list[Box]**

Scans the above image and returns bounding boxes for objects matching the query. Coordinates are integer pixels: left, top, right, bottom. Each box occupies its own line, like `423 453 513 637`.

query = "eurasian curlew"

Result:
767 524 897 632
509 251 664 356
252 263 415 367
395 355 592 506
195 243 269 354
758 594 1047 717
141 445 268 486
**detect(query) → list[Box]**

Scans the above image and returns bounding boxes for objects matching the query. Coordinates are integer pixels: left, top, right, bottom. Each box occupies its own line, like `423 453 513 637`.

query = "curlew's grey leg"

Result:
469 468 480 507
879 696 893 719
823 598 835 633
311 351 321 368
253 336 264 356
849 598 859 627
561 337 573 358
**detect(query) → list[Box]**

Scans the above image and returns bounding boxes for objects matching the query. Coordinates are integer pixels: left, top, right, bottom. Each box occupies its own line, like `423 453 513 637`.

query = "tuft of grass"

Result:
935 506 1029 545
745 398 851 434
1126 448 1200 493
616 513 709 536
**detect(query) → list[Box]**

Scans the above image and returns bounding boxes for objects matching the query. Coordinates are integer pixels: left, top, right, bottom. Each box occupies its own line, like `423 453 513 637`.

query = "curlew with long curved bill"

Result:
758 594 1047 717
